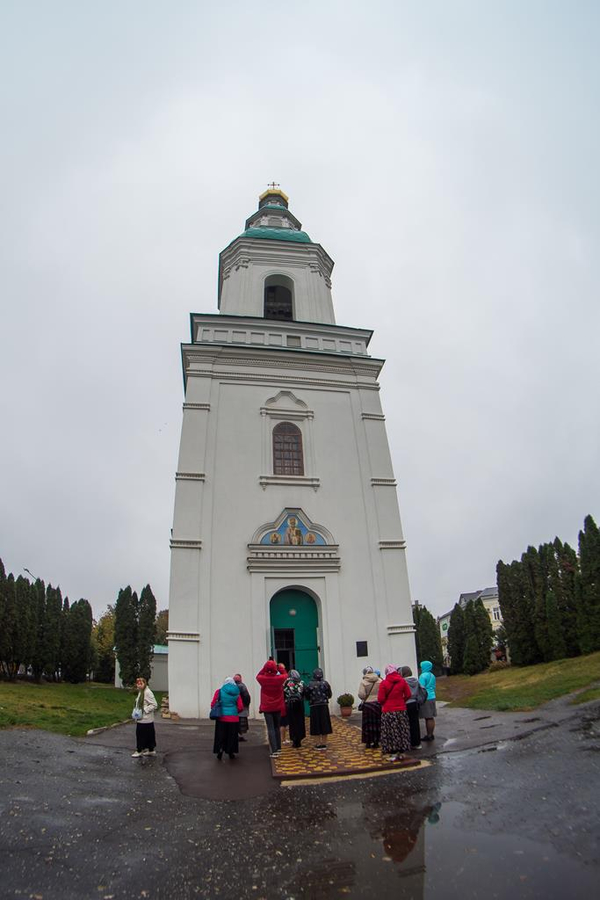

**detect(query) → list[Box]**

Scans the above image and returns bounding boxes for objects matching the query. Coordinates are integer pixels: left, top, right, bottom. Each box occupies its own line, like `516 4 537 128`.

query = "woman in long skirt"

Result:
358 666 382 749
283 669 306 748
211 677 243 761
304 668 333 750
377 665 412 761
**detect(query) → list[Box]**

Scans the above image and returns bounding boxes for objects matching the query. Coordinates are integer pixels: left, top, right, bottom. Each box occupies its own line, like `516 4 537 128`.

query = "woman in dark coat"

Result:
304 667 332 750
283 669 306 748
211 677 243 761
233 673 251 740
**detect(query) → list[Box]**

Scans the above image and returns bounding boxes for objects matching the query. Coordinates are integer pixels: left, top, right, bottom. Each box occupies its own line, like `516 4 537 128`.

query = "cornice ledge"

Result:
379 540 407 549
175 472 206 482
183 402 211 411
387 624 416 635
166 631 201 642
371 478 397 486
362 412 386 421
170 539 203 549
259 475 320 491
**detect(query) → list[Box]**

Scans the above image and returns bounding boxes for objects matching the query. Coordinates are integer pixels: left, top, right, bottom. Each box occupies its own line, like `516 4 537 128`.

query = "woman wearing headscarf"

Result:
233 673 251 741
418 660 437 741
377 664 412 761
304 667 332 750
211 677 243 761
283 669 306 748
256 660 285 756
358 666 382 749
277 663 290 744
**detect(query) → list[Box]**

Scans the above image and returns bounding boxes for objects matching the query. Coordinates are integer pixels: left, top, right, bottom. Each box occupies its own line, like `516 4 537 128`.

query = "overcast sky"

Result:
2 1 599 620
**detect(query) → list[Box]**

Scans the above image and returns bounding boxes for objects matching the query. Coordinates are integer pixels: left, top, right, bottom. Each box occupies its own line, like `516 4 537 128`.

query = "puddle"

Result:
286 794 598 898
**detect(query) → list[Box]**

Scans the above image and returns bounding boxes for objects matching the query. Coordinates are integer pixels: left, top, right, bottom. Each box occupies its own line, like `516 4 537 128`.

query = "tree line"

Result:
0 558 168 685
0 559 93 683
494 514 600 667
447 597 495 675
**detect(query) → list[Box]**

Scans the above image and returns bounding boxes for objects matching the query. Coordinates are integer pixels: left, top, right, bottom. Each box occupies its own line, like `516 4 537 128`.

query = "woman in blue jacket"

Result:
418 660 437 742
211 677 243 760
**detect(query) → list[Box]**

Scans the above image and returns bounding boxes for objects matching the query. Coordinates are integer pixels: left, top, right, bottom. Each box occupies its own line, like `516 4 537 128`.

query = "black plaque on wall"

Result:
356 641 368 657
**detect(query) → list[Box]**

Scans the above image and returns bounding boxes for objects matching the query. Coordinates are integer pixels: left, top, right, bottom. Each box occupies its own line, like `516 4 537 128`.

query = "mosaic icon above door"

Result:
254 508 334 546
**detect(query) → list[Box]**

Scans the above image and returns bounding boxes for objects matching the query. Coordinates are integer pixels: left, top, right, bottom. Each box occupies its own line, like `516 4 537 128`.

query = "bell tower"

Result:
218 187 336 324
167 188 416 718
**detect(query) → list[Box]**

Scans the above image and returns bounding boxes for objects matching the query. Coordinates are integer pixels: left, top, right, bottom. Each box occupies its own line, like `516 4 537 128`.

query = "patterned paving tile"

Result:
270 717 422 780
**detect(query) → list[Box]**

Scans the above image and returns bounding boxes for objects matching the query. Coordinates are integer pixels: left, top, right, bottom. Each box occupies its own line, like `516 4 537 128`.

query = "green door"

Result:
270 589 319 712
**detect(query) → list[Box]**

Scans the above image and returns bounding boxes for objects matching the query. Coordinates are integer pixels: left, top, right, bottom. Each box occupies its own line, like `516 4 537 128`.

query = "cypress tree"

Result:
63 599 93 683
114 586 139 685
0 559 8 676
473 597 494 670
447 603 466 674
0 573 18 678
553 539 580 657
138 585 157 682
43 585 63 680
30 578 47 681
578 515 600 653
414 604 443 672
59 594 70 680
523 545 548 661
462 601 482 675
14 575 36 674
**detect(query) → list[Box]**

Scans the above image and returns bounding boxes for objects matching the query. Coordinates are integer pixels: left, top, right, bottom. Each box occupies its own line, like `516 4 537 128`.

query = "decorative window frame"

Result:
259 390 319 490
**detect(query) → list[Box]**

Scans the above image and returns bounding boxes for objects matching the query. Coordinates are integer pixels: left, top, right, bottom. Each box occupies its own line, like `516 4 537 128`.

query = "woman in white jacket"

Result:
131 677 158 758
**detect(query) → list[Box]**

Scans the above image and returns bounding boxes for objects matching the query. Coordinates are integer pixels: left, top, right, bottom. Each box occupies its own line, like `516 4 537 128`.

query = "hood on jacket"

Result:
362 671 380 685
221 681 240 701
420 660 433 673
312 668 323 680
264 660 278 674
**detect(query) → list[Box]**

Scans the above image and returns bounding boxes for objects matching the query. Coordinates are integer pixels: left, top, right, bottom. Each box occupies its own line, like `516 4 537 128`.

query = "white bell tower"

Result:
167 188 416 718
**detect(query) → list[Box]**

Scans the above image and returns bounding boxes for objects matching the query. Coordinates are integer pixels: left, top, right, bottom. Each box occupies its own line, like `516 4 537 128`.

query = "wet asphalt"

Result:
1 696 599 899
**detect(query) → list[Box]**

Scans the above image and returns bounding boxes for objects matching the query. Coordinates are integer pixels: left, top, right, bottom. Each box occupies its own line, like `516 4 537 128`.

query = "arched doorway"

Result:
270 589 319 688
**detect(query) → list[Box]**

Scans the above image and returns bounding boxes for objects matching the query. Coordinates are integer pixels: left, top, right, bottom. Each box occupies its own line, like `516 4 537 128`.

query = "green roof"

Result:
242 227 311 243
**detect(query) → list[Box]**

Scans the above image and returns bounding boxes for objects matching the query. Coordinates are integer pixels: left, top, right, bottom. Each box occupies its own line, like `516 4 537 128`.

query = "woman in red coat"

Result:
256 660 285 757
377 664 412 761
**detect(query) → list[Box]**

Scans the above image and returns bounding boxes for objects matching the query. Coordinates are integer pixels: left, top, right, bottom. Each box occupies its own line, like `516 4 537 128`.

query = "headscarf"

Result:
401 666 412 677
384 664 397 676
312 667 324 680
362 666 374 676
223 676 236 685
289 669 301 681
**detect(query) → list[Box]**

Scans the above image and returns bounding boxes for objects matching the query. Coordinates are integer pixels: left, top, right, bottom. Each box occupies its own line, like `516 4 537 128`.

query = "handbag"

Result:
358 680 376 711
209 691 223 719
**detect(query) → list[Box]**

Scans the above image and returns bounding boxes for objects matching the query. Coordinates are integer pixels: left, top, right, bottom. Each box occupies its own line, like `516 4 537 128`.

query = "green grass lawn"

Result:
0 681 165 736
435 651 600 711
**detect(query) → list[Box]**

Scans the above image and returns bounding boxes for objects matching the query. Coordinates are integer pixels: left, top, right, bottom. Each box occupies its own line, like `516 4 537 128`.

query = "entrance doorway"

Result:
270 589 319 691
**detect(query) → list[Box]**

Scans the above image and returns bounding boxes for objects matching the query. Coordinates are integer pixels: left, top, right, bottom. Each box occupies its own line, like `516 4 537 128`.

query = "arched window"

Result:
264 274 294 321
273 422 304 476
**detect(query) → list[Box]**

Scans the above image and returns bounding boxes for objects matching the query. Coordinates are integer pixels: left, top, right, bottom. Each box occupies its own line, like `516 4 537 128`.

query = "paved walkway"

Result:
271 716 421 780
82 691 595 799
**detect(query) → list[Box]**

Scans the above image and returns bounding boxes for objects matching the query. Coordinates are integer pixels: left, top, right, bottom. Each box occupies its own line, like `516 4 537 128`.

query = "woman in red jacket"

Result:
377 664 412 761
256 660 285 757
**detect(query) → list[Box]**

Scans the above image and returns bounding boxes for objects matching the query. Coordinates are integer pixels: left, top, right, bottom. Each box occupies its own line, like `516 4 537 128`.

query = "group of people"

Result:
358 660 437 761
211 661 334 760
130 659 436 765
